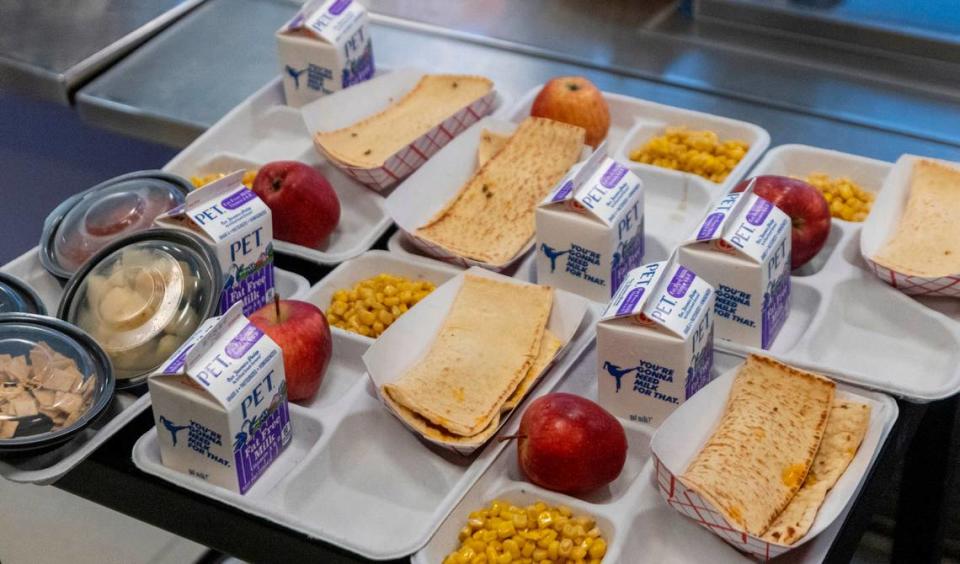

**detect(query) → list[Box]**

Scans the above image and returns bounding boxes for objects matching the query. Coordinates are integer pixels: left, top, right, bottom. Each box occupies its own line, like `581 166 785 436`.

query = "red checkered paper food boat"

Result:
649 363 892 561
861 154 960 298
318 91 497 191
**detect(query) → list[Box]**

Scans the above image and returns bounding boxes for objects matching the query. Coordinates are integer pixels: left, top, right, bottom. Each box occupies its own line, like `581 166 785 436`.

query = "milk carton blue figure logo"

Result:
159 415 189 447
286 64 308 89
603 361 642 393
540 243 571 273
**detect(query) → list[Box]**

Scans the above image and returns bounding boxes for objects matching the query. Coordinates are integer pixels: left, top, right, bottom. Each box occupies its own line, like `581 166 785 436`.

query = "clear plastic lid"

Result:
0 319 103 441
62 238 217 382
51 177 187 273
0 275 44 315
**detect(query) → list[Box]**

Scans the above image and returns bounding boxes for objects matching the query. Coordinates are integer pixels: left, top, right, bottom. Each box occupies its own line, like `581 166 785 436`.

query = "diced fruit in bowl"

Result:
252 161 341 248
802 172 874 222
191 170 258 189
249 298 332 402
327 274 436 338
508 393 627 495
734 175 831 270
629 127 748 183
444 499 608 564
531 76 610 148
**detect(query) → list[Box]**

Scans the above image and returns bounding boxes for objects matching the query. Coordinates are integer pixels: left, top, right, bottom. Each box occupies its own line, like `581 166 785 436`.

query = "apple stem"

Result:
273 293 281 321
497 434 527 443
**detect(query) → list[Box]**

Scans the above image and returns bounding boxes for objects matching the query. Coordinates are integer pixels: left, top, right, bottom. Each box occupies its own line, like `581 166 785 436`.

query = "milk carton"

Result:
276 0 375 107
536 146 645 302
158 171 275 316
678 184 791 349
597 255 715 426
148 303 292 494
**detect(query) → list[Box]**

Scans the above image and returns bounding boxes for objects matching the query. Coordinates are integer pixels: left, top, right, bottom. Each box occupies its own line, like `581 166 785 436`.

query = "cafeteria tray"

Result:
0 247 308 484
724 144 960 401
413 347 897 563
163 76 393 265
132 256 599 560
383 86 764 282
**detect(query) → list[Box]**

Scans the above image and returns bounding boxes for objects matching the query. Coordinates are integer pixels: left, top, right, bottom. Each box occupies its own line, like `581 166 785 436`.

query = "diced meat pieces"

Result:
0 420 18 439
11 395 38 416
54 392 83 416
40 368 80 392
0 341 94 439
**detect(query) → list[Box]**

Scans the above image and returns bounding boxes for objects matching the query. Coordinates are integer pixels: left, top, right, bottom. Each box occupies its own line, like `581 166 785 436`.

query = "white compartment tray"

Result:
385 87 752 291
414 348 897 564
735 144 960 401
163 76 393 265
0 247 308 484
132 254 600 560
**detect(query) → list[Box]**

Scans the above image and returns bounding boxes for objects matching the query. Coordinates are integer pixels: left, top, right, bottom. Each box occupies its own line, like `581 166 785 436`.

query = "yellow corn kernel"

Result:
532 549 547 561
558 538 573 557
521 542 535 557
503 539 520 557
497 553 512 564
588 538 607 559
537 512 553 529
571 547 587 560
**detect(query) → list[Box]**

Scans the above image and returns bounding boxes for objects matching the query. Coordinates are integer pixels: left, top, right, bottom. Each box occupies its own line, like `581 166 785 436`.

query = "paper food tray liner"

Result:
651 363 892 560
362 266 589 455
303 68 498 192
386 117 588 272
861 154 960 298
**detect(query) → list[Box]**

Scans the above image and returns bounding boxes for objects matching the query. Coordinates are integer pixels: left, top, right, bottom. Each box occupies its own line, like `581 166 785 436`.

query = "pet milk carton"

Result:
158 171 275 316
597 255 715 426
678 183 791 349
276 0 375 107
536 146 645 302
148 303 292 494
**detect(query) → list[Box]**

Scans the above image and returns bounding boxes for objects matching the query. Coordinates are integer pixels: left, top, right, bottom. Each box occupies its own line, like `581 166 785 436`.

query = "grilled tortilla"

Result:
873 159 960 277
680 355 835 537
314 75 494 168
382 275 553 437
382 330 563 445
477 129 511 167
762 400 870 545
416 117 584 266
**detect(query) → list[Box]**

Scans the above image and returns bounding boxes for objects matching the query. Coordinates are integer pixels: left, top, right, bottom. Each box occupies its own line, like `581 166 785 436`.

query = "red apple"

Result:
513 393 627 495
734 175 831 269
531 77 610 148
249 298 331 402
252 161 340 248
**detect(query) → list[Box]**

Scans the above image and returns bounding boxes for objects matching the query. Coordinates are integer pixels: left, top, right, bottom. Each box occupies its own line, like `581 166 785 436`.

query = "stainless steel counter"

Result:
0 0 203 104
75 0 960 153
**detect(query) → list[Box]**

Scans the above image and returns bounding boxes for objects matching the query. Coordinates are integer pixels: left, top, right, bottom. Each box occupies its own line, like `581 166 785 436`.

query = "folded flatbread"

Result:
382 330 563 445
382 275 553 437
873 159 960 277
416 117 585 266
314 75 494 168
477 129 511 167
762 400 870 545
681 355 835 537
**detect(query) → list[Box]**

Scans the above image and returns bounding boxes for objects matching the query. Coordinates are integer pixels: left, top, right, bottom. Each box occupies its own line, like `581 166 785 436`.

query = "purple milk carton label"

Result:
328 0 351 15
684 323 715 400
761 264 791 349
600 162 628 188
551 180 575 202
610 223 645 297
220 244 276 316
745 198 774 226
667 266 696 298
617 287 646 316
234 382 292 494
697 212 725 241
225 324 264 359
163 346 191 375
222 188 257 210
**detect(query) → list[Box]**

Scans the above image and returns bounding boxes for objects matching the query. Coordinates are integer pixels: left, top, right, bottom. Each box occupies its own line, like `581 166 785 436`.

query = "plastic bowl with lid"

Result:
58 229 222 389
0 273 46 315
39 170 193 280
0 313 114 453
